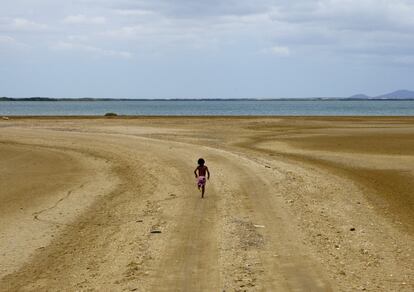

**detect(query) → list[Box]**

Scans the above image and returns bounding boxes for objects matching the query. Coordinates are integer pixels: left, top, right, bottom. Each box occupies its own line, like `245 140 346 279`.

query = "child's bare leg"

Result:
201 185 205 198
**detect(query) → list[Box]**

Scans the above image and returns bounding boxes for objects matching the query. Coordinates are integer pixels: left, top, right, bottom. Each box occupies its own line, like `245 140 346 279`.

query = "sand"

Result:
0 117 413 291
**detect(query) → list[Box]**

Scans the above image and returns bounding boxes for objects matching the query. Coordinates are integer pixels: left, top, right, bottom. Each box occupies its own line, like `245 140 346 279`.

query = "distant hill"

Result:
375 90 414 99
346 90 414 100
348 94 371 99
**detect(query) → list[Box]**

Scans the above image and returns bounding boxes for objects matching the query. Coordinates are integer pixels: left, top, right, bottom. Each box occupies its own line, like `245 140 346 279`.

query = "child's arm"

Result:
194 167 198 178
206 166 210 179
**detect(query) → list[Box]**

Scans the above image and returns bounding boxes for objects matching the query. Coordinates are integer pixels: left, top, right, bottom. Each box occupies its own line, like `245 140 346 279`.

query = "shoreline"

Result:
2 115 414 118
2 97 414 101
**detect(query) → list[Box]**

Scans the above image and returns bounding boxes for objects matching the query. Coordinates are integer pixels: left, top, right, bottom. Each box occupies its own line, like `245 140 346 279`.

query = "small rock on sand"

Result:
2 116 9 120
150 230 162 234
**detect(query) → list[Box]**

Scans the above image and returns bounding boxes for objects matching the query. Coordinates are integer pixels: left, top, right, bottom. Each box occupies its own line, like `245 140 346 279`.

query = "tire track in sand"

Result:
149 177 221 291
145 135 333 291
211 148 333 291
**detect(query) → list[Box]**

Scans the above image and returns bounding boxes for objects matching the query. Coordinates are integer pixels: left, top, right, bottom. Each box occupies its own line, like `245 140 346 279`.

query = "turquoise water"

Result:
1 100 414 116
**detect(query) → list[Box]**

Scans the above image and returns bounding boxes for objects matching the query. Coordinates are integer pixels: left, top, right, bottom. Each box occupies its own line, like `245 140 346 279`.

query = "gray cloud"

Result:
0 17 49 33
112 0 274 18
63 15 107 25
1 0 414 62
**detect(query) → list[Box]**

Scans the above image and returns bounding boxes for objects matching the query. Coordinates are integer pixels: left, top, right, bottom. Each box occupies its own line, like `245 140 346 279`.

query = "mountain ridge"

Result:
347 90 414 100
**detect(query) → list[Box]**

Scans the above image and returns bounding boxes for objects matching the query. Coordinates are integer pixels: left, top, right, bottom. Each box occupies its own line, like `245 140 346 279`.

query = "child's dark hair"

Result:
198 158 205 166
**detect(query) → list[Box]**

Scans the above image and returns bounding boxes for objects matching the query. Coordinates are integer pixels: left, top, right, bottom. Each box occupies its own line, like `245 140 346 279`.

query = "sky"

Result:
1 0 413 98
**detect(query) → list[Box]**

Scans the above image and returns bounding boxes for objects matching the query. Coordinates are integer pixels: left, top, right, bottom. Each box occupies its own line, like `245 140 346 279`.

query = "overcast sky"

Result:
1 0 413 98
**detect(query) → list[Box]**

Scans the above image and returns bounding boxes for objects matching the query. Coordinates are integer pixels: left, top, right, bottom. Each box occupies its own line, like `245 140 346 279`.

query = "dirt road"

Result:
0 117 412 291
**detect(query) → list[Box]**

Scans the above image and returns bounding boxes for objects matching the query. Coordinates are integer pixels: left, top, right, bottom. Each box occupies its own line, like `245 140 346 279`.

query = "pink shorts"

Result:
197 176 206 187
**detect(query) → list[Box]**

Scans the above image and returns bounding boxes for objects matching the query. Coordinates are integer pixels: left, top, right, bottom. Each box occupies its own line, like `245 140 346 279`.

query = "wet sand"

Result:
0 117 413 291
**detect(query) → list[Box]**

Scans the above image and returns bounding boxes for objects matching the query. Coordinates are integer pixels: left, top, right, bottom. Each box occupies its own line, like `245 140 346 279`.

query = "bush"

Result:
104 112 118 117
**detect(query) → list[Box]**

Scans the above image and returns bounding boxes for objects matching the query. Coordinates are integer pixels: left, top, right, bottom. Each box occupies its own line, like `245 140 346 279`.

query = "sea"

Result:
1 100 414 116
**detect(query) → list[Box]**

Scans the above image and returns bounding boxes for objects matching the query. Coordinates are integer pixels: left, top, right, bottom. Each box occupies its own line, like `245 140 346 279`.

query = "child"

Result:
194 158 210 198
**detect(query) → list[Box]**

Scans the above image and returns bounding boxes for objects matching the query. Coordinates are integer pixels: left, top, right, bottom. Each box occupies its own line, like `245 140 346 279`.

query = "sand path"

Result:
0 118 412 291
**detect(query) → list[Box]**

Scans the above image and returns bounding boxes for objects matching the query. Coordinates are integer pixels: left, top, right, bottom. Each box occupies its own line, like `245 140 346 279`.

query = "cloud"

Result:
0 35 16 44
260 45 291 57
113 9 155 16
272 0 414 32
51 41 132 59
392 54 414 65
100 5 273 49
67 35 89 42
63 14 106 24
112 0 273 18
0 34 29 50
105 1 414 56
263 0 414 61
268 45 290 56
9 18 48 31
101 25 149 40
2 0 414 63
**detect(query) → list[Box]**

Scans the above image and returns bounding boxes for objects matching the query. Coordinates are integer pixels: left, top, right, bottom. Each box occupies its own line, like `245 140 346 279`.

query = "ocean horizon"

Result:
1 99 414 116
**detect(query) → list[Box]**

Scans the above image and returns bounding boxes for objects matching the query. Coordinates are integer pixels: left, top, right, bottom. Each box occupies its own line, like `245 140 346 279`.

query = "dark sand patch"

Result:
281 133 414 155
0 142 83 216
238 118 414 233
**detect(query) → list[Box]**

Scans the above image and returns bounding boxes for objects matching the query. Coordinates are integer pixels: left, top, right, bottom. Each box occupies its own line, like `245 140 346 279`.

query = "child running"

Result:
194 158 210 198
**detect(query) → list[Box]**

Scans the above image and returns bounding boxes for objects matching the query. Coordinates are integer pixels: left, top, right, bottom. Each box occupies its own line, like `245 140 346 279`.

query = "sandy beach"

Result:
0 117 413 291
